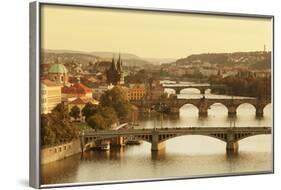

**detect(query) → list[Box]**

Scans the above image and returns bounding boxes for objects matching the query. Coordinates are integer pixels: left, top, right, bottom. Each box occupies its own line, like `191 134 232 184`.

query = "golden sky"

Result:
41 4 273 59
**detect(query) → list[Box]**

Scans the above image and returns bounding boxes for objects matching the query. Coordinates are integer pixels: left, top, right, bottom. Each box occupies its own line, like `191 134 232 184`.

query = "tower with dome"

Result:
48 57 68 85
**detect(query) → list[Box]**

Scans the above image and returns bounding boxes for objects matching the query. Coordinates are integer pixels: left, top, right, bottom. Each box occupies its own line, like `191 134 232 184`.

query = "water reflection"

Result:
151 149 166 161
41 154 80 184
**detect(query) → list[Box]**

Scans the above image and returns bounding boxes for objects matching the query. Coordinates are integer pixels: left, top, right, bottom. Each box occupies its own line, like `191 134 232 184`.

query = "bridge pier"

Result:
200 88 205 95
256 107 264 118
110 137 125 147
175 89 181 94
226 141 239 155
151 133 166 151
199 110 208 117
228 106 237 117
198 107 208 117
226 130 239 154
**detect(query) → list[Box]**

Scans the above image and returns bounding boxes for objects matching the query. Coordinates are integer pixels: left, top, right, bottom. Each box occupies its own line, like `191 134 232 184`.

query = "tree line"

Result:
41 103 79 147
209 75 271 98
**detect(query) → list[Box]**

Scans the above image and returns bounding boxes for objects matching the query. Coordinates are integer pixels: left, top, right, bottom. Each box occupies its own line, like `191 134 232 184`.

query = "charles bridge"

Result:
80 126 271 154
130 97 271 117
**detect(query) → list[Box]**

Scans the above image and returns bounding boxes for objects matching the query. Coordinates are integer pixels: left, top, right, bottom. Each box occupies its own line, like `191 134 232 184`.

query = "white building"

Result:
41 80 62 114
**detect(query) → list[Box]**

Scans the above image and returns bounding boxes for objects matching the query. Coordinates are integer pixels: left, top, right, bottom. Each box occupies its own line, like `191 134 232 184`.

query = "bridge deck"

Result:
82 127 271 137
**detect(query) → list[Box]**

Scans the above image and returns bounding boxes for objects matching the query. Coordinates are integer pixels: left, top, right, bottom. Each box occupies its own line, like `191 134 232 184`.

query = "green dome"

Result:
48 64 68 74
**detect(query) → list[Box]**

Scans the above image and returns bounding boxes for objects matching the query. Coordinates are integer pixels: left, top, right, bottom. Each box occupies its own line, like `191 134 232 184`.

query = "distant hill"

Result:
90 51 153 67
42 49 158 68
144 57 176 65
41 50 98 66
166 51 271 69
91 51 141 60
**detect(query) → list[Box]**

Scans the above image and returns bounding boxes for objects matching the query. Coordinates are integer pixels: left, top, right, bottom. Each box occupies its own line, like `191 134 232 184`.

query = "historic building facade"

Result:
128 84 146 101
41 80 62 114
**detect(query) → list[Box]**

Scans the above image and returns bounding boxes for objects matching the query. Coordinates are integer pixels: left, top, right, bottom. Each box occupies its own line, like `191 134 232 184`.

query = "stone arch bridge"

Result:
131 97 271 117
162 84 226 95
80 127 271 154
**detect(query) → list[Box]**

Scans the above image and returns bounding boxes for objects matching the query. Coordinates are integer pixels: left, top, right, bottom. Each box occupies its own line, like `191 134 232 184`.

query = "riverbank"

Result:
41 137 125 164
41 140 82 165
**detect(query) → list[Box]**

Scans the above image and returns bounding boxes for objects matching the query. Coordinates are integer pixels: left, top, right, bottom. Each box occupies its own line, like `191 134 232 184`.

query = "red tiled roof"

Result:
69 97 98 105
69 97 86 105
62 83 92 94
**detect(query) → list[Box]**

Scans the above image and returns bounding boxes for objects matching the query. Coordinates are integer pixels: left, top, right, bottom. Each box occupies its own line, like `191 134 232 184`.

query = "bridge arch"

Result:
179 88 201 94
205 88 212 94
157 133 227 144
208 102 229 116
177 103 199 117
179 102 199 109
263 103 272 117
264 103 272 111
236 103 257 116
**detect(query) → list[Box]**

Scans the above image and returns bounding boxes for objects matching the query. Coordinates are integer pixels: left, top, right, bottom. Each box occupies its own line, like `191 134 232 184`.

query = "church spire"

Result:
117 53 122 72
111 56 117 71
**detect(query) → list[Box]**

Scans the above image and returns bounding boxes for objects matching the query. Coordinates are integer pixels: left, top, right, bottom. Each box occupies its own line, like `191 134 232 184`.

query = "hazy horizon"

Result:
42 48 271 60
41 5 273 59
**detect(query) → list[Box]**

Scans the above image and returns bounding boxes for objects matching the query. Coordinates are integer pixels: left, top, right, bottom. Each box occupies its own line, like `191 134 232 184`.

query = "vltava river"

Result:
41 82 273 185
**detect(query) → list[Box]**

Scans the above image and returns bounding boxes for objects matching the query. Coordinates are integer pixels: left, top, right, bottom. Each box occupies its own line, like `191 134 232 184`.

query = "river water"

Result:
41 81 273 185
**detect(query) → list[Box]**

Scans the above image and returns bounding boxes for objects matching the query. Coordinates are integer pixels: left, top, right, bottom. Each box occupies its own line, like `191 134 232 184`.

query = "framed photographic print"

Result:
29 1 274 188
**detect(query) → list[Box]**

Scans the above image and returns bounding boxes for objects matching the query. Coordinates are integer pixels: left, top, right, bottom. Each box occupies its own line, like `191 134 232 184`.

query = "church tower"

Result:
106 55 124 85
48 57 68 85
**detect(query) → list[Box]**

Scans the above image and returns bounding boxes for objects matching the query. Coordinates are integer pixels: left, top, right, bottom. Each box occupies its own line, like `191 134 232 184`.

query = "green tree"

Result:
81 102 99 121
41 103 79 146
69 105 80 121
100 86 133 119
52 102 69 121
87 114 107 130
115 102 133 120
100 86 128 106
124 69 150 84
99 106 118 126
